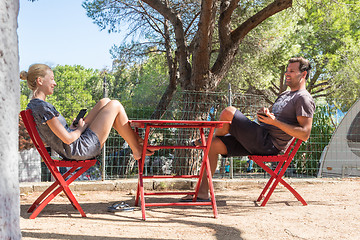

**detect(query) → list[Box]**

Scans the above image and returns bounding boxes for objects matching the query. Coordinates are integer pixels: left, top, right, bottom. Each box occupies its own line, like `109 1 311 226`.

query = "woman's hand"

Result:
70 118 77 129
70 117 87 130
76 118 87 131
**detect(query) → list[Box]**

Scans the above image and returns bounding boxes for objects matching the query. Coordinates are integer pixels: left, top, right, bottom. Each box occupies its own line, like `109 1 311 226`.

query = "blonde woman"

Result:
21 64 152 161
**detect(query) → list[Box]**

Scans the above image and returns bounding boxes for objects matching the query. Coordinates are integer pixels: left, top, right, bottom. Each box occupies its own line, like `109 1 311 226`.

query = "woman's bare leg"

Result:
83 98 111 125
88 100 145 160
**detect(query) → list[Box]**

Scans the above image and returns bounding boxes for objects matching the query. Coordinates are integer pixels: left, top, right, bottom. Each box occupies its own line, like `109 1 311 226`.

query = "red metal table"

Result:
130 119 230 220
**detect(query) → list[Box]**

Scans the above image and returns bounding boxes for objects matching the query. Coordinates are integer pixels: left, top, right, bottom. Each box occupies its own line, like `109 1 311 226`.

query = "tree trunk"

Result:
172 91 228 175
145 0 293 174
0 0 21 239
150 16 178 119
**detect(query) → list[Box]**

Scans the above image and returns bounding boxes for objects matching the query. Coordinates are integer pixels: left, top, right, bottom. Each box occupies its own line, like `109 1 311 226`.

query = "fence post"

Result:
102 74 107 181
228 84 234 179
228 83 232 106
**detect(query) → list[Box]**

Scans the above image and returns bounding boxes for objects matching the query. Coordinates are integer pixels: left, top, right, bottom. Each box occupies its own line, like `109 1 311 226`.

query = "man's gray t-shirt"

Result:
262 89 315 150
27 98 101 160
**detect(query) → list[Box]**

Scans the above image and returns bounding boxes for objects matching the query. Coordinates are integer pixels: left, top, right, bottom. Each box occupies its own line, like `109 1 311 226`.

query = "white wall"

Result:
0 0 22 239
19 148 41 182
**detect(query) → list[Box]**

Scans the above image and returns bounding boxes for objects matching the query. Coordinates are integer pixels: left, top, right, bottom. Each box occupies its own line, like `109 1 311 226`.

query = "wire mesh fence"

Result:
95 90 335 180
19 87 360 182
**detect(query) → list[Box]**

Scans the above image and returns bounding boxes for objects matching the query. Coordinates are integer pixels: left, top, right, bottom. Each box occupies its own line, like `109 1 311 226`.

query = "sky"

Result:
18 0 127 71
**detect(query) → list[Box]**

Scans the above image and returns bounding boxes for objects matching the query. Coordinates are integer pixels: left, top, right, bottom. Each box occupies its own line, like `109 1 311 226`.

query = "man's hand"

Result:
256 108 313 142
257 107 275 123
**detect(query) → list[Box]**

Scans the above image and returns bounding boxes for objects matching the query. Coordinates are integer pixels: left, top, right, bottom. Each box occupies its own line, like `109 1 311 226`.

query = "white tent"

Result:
318 99 360 177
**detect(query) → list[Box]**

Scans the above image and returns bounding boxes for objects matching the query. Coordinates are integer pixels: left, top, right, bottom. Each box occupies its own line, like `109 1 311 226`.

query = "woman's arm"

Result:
47 117 87 145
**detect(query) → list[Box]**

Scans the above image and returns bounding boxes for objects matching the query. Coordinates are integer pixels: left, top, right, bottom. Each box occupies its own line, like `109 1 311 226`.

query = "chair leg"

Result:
29 185 64 219
254 159 306 206
28 166 77 213
260 177 281 206
29 185 86 219
62 166 91 212
257 176 275 202
29 165 91 218
279 179 307 205
260 161 289 206
61 185 87 217
257 161 283 202
28 181 59 213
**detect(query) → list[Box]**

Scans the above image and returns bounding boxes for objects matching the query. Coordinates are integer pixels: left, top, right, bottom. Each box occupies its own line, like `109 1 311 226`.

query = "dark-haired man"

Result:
182 57 315 201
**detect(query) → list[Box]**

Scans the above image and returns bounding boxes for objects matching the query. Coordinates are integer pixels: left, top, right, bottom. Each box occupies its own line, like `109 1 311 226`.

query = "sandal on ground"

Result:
107 202 134 212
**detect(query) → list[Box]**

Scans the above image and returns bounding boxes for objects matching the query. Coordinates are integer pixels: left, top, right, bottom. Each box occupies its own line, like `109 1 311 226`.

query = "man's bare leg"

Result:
182 106 237 200
196 137 228 199
214 106 237 137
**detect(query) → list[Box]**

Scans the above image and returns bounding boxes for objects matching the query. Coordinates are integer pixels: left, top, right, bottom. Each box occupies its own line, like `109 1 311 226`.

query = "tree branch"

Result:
312 81 329 89
211 0 292 89
184 11 201 37
311 85 332 95
218 0 239 46
139 1 166 39
191 0 217 90
271 81 280 92
142 0 191 83
231 0 292 44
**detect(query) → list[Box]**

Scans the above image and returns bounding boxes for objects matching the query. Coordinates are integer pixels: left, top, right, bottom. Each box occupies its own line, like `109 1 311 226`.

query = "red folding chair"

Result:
20 109 97 219
248 138 307 206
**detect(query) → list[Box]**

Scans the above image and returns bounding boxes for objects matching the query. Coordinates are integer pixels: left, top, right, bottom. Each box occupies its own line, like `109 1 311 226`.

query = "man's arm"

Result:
258 114 313 142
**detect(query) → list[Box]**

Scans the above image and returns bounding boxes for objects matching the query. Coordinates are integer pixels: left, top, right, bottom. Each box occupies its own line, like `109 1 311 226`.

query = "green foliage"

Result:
299 0 360 106
223 5 301 94
109 52 168 118
47 65 101 123
295 104 336 176
20 81 32 110
222 0 360 109
20 94 29 111
326 41 360 112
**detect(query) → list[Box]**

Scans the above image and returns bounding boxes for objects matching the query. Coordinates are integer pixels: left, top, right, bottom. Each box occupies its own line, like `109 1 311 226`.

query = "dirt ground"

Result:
20 178 360 240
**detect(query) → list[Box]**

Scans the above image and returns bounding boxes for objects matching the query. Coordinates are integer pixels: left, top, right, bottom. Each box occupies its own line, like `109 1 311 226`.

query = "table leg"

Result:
193 128 206 201
134 127 140 207
140 125 151 220
193 127 218 218
204 127 218 218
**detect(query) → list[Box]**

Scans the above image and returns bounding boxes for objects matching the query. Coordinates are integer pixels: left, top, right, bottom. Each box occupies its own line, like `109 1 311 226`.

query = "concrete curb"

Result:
19 177 336 194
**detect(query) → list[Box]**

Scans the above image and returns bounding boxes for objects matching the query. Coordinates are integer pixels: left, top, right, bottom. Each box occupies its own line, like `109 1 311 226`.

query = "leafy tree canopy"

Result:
47 65 102 123
83 0 294 120
220 0 360 110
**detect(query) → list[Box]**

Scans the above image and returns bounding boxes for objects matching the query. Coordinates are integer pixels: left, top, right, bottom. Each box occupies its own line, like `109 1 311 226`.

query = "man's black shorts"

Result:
217 110 280 157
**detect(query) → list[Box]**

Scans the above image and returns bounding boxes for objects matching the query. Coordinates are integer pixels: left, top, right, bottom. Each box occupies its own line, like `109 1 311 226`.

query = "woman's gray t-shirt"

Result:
27 99 101 160
262 89 315 150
